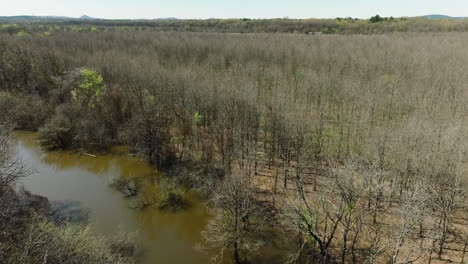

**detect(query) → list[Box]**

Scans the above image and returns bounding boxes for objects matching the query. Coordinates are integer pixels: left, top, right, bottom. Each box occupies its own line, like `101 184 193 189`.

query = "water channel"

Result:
15 131 210 264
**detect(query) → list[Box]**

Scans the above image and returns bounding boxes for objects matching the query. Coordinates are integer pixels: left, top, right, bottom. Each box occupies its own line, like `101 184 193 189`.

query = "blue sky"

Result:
1 0 467 19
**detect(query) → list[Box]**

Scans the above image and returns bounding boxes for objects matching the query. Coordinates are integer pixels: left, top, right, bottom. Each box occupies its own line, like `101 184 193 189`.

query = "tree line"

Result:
3 16 468 35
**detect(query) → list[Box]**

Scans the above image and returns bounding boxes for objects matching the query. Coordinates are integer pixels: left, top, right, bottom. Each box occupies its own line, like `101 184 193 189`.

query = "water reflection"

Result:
14 131 210 264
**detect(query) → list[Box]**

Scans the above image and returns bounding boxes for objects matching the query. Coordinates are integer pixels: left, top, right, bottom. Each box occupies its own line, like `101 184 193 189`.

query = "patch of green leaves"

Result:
73 68 106 108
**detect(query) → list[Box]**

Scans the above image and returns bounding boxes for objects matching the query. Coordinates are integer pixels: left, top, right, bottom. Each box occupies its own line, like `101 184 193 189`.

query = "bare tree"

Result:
127 85 174 168
0 120 32 260
199 174 264 264
389 183 431 264
282 162 367 263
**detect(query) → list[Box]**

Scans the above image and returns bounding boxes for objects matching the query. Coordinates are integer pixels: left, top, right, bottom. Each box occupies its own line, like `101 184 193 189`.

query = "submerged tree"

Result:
199 174 264 264
0 110 137 264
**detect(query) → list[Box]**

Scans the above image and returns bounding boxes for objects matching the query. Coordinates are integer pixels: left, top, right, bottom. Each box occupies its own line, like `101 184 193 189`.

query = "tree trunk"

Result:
234 241 241 264
461 235 467 264
438 215 448 258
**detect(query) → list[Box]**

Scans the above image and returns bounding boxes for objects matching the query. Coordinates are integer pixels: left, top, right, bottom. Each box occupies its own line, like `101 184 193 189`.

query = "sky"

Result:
1 0 467 19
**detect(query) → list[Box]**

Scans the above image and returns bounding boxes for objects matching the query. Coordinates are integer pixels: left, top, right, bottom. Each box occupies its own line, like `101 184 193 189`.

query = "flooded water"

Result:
14 131 210 264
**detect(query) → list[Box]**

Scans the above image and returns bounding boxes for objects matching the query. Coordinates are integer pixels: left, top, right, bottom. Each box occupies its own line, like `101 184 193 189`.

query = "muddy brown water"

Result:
14 131 210 264
14 131 291 264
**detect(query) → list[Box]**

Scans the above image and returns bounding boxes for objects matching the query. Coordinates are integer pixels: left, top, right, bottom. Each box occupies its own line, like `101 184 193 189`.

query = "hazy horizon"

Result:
2 0 468 20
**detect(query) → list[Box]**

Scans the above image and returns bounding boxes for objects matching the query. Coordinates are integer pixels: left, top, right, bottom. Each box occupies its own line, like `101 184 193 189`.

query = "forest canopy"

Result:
0 22 467 264
1 16 468 35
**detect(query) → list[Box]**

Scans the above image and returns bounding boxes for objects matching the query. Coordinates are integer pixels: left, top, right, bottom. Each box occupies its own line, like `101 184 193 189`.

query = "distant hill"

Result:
0 15 75 20
0 16 74 20
420 14 468 20
79 15 95 20
153 17 178 20
0 15 173 21
1 14 466 22
0 15 99 21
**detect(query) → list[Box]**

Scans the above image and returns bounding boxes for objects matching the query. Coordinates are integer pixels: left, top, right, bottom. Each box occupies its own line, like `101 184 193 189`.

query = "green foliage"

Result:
41 31 51 36
0 121 136 264
74 68 106 108
193 112 203 124
16 30 29 37
344 201 356 212
143 89 156 105
170 136 184 144
155 177 187 211
9 217 136 264
369 15 384 23
299 209 318 243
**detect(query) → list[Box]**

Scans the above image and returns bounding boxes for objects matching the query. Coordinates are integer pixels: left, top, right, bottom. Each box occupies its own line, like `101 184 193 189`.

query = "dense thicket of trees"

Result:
0 28 467 263
3 17 468 35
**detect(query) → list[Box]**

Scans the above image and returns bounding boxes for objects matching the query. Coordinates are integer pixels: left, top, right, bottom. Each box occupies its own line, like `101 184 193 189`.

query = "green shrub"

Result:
156 177 187 211
38 105 76 149
369 15 384 23
110 176 141 197
10 217 136 264
37 100 113 151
